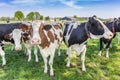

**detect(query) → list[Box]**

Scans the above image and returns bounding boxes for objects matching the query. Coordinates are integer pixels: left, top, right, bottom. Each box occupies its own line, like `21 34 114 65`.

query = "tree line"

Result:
0 10 44 22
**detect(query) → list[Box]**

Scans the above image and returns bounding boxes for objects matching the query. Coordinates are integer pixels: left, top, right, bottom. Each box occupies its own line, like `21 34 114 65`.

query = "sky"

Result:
0 0 120 18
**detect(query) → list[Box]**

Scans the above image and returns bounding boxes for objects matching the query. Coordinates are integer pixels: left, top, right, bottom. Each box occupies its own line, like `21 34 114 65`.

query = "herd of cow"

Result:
0 16 120 76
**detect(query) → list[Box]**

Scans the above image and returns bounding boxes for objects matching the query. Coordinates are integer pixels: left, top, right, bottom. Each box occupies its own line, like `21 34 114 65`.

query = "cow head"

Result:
88 16 113 39
4 22 32 51
30 21 43 45
114 17 120 31
5 29 23 51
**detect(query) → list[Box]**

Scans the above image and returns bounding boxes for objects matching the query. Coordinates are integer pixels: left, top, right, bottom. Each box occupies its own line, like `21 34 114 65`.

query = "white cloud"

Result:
11 0 45 4
0 3 9 7
60 0 83 9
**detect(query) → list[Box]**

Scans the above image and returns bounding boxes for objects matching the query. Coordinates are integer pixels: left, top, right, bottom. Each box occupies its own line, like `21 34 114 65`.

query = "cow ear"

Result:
19 24 29 31
40 23 45 30
92 15 97 18
4 33 12 40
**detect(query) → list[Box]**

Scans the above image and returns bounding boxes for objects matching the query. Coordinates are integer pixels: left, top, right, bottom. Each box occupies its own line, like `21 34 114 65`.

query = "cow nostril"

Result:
110 34 113 37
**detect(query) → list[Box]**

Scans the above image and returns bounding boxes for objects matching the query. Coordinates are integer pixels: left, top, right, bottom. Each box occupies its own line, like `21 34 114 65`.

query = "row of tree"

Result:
0 11 44 21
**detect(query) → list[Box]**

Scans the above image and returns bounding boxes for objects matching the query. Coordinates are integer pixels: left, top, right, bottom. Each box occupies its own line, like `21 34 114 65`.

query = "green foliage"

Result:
26 12 34 21
26 12 41 21
34 12 40 20
14 11 24 20
40 15 44 20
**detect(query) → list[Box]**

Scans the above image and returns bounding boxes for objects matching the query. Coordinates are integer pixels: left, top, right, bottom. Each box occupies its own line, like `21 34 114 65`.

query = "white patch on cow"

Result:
43 30 50 42
106 48 109 58
12 29 23 50
31 21 41 43
95 18 113 39
89 32 103 39
2 40 13 45
0 46 6 66
38 39 58 76
66 41 87 71
65 23 80 46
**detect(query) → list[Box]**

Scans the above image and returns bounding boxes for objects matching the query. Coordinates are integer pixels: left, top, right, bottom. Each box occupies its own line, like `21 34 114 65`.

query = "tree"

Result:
34 12 40 20
26 12 41 21
40 15 44 20
14 11 24 20
73 15 77 18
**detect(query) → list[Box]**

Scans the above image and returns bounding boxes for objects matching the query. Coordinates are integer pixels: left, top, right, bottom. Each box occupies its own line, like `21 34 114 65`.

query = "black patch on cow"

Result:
0 23 21 44
44 25 52 31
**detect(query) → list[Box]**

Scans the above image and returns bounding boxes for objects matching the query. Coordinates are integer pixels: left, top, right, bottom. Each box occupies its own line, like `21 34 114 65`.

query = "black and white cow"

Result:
0 23 22 66
98 18 120 58
0 22 38 66
63 16 113 71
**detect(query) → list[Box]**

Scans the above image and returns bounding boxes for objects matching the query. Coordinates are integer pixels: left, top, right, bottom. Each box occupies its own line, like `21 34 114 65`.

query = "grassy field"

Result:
0 21 120 80
0 35 120 80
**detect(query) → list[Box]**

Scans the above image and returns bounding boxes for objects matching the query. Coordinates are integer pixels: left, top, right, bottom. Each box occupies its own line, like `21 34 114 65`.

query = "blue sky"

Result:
0 0 120 18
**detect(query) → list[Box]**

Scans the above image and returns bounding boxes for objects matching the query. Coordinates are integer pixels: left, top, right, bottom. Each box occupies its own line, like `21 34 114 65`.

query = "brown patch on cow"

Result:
44 24 52 31
20 23 33 37
47 31 54 43
4 34 12 40
39 23 51 49
53 23 62 29
60 32 63 37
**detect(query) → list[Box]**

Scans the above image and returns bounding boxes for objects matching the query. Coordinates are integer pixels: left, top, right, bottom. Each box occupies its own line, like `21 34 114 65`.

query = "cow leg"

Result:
11 45 14 51
118 33 120 44
24 47 28 56
58 47 61 56
49 49 55 76
66 47 72 67
27 48 31 62
34 46 38 62
105 40 112 58
0 47 6 66
81 45 86 71
98 38 103 56
42 54 48 73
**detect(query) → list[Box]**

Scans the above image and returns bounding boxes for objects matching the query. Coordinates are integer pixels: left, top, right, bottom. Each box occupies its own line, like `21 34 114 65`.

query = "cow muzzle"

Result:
15 47 22 51
31 38 41 45
105 32 113 39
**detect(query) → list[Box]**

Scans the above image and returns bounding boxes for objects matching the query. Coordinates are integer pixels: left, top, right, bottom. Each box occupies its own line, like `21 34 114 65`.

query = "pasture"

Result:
0 34 120 80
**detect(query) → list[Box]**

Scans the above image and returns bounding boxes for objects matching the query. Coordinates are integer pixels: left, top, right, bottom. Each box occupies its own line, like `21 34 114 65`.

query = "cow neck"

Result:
112 21 115 34
85 22 90 38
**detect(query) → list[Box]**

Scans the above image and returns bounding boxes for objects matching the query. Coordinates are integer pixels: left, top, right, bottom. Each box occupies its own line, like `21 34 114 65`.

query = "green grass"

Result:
0 36 120 80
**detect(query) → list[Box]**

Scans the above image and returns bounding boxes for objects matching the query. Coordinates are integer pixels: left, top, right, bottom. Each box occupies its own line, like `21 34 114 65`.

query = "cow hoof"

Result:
2 64 6 67
106 56 109 59
50 71 54 76
28 60 30 62
44 69 48 74
98 53 101 56
66 64 70 68
35 60 39 63
82 69 86 72
50 74 54 77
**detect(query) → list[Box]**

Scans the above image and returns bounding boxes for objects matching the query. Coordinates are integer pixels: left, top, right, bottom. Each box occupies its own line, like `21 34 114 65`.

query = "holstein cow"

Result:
98 18 120 58
63 16 113 71
0 23 22 66
5 22 39 62
0 22 38 66
30 21 63 76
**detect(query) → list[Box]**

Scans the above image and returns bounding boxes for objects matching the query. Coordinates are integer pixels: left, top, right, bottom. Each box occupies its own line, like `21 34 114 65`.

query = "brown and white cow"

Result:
30 21 63 76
